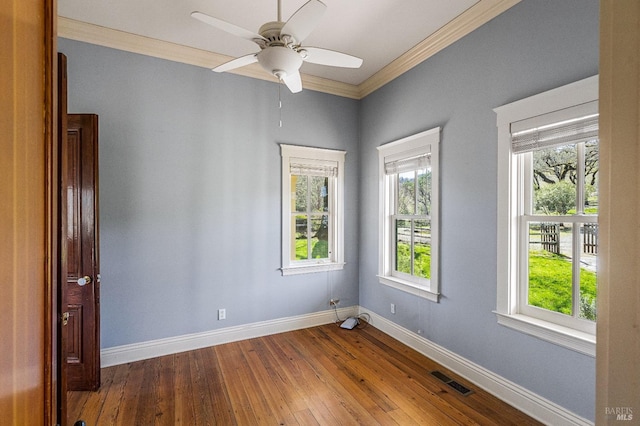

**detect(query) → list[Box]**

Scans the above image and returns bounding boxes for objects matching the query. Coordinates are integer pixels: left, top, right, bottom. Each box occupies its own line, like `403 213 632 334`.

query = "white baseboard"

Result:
101 304 591 425
101 306 358 368
360 307 592 426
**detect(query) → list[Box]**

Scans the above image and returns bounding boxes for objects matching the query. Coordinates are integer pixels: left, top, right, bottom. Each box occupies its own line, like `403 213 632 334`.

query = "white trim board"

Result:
360 307 592 426
100 306 358 367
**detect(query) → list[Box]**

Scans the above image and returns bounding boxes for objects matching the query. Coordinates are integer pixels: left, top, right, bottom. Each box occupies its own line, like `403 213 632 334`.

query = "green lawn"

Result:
295 238 328 260
396 243 431 279
528 250 597 320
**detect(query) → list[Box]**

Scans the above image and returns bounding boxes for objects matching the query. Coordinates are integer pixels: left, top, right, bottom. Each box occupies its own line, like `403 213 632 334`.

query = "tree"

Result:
532 141 599 214
534 181 575 215
533 145 577 189
398 170 431 215
417 171 431 215
532 142 598 190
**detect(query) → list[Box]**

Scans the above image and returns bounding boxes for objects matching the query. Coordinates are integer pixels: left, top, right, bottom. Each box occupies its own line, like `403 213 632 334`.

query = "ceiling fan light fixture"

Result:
192 0 361 94
257 46 303 80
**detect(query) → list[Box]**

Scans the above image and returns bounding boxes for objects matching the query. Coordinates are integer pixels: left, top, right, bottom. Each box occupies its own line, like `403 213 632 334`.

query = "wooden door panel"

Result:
65 129 82 281
65 113 100 391
65 304 83 364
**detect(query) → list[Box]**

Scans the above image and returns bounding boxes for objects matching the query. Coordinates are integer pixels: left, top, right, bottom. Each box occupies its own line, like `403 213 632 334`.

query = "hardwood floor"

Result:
68 324 542 425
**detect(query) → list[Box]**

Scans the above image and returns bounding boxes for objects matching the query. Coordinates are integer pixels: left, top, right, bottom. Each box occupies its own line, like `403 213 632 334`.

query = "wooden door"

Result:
57 51 69 424
65 114 101 391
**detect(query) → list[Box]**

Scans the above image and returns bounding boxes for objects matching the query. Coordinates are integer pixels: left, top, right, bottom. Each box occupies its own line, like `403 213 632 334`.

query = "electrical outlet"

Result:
390 303 396 314
218 308 226 320
329 298 340 306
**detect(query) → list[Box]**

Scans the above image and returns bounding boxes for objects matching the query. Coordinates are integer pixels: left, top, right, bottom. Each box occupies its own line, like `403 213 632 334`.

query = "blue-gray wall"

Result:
60 0 598 420
358 0 598 421
59 38 360 349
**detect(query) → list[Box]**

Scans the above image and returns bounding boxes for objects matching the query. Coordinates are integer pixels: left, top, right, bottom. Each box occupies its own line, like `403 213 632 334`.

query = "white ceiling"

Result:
58 0 485 86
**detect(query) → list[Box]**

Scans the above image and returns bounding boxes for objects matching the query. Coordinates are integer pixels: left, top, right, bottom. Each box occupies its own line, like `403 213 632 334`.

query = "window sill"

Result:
494 312 595 357
281 262 345 276
378 275 440 302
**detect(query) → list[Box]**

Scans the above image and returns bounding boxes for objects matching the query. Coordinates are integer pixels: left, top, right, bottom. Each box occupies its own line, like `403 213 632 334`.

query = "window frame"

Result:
280 144 345 276
494 76 598 356
377 127 440 302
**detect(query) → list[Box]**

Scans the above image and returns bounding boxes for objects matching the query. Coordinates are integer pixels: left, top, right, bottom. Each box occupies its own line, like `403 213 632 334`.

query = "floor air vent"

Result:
430 371 474 396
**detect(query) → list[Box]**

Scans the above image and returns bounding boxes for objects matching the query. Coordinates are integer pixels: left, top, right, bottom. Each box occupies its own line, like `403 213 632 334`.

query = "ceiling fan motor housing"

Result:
258 21 291 44
257 46 303 80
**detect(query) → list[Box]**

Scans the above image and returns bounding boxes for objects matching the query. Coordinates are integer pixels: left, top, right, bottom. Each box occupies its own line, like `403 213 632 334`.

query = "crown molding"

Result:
58 0 519 100
57 17 362 99
357 0 521 98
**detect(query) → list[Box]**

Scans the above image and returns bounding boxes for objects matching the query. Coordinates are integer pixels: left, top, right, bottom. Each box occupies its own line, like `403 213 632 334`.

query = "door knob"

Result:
77 275 92 286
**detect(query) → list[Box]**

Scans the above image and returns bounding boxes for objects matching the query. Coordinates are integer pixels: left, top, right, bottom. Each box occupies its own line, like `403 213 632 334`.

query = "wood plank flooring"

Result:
68 323 542 425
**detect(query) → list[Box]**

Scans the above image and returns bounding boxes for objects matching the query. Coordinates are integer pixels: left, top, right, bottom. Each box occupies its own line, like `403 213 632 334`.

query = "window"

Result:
377 128 440 302
280 144 345 275
494 76 598 356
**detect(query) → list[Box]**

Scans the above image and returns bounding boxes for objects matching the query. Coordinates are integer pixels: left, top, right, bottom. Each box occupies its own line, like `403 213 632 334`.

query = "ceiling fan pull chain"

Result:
279 82 283 128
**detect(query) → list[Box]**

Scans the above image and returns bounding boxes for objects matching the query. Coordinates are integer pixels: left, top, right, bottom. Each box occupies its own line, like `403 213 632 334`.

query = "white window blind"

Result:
290 162 338 177
384 154 430 175
510 101 599 153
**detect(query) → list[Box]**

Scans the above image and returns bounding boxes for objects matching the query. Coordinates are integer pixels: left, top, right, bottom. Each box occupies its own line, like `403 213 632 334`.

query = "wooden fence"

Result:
531 222 598 256
583 223 598 254
540 223 560 254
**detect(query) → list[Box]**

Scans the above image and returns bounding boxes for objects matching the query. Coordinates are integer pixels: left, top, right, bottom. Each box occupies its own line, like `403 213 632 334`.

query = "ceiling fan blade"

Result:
191 11 266 43
281 0 327 43
213 53 259 73
302 47 363 68
282 71 302 93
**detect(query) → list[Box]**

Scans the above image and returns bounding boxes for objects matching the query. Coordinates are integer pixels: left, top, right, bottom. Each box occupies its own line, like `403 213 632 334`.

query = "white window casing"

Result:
377 127 440 302
494 75 598 356
280 144 345 276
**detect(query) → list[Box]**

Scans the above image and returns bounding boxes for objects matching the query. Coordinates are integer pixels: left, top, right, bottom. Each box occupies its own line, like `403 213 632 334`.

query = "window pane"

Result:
293 175 308 213
528 222 573 316
579 223 598 321
416 168 430 216
291 174 332 263
294 215 308 260
584 139 599 215
395 219 411 274
310 215 329 259
397 172 415 215
533 144 577 215
414 220 431 279
309 176 329 213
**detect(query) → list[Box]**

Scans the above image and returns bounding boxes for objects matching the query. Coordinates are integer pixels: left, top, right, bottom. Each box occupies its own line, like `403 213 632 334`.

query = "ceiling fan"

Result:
191 0 363 93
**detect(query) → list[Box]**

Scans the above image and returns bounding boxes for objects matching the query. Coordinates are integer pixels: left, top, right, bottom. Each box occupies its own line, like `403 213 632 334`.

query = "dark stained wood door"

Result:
65 113 101 391
57 51 69 425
